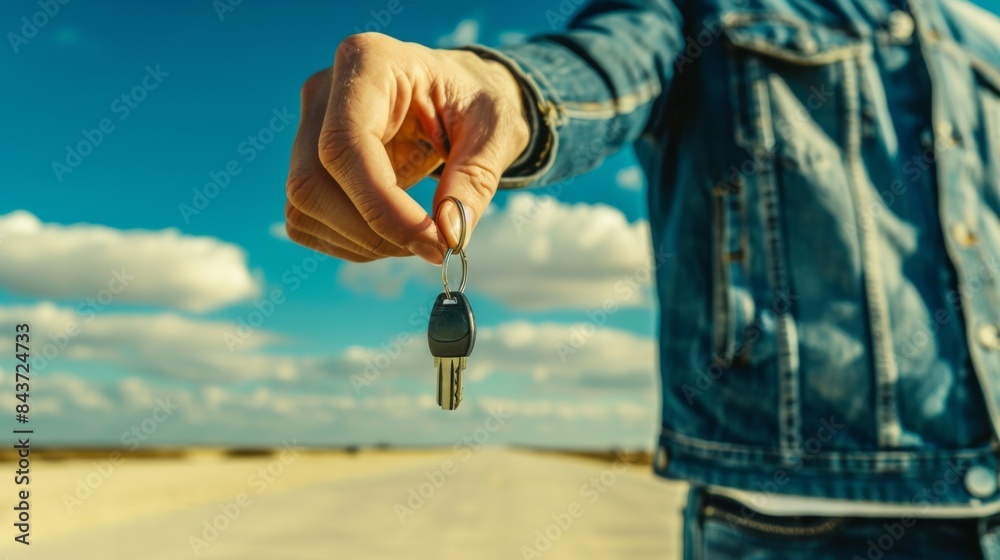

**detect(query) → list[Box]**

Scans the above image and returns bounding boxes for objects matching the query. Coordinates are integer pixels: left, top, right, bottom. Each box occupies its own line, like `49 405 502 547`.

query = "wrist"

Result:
444 48 532 168
452 45 553 185
483 59 531 158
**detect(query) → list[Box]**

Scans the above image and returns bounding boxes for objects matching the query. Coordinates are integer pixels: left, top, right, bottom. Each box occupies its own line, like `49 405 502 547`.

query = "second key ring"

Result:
441 247 467 299
436 197 469 299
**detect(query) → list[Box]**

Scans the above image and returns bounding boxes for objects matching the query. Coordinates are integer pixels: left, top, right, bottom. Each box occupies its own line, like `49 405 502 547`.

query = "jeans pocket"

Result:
701 493 847 544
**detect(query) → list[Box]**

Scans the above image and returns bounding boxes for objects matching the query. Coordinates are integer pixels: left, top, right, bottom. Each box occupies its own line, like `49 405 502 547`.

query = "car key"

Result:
428 196 475 411
428 287 476 410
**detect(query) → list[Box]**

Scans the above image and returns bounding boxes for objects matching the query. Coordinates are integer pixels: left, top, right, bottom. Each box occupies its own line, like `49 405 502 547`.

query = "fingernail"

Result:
440 200 463 249
407 241 445 265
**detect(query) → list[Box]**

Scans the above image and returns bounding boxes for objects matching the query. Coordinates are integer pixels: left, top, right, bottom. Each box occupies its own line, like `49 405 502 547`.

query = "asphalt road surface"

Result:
0 449 686 560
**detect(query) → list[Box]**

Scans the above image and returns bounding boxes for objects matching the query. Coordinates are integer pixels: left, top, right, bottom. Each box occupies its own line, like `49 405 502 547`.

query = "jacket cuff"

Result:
455 44 558 189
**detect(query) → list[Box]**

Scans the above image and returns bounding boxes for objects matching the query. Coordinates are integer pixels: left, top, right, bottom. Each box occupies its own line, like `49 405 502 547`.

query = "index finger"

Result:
319 35 444 264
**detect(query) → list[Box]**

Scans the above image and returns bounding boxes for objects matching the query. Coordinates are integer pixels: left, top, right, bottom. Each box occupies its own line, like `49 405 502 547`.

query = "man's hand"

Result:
284 33 530 264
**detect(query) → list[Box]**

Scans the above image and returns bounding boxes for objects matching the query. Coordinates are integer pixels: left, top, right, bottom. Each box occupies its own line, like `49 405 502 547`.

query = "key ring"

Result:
436 196 469 299
435 196 470 251
441 248 467 299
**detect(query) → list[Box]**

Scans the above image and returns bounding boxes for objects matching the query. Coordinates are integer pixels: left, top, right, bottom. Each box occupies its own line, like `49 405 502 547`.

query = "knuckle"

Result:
342 253 376 263
362 234 394 257
335 33 381 64
461 164 500 201
353 191 387 228
284 200 306 228
317 128 359 175
350 193 398 257
338 246 377 262
285 173 318 214
287 225 375 263
285 224 310 245
300 70 329 101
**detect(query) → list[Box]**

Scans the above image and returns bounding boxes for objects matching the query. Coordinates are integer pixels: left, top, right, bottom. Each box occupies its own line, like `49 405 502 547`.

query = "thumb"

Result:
433 110 525 250
428 50 531 253
434 162 500 250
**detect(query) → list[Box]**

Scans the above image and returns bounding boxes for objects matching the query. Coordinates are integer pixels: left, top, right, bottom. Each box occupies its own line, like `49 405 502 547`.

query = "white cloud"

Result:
12 370 656 447
615 165 645 191
269 221 289 241
0 303 297 382
477 321 655 384
0 211 260 312
475 397 650 422
498 30 529 46
332 320 656 386
0 302 655 391
437 18 480 48
44 372 115 411
339 194 664 310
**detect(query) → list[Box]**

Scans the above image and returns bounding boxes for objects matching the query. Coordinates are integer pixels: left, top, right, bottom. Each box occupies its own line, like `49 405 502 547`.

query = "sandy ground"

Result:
0 448 688 560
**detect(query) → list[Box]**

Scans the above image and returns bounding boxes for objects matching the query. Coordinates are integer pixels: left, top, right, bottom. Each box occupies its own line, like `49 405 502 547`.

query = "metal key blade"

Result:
435 356 466 410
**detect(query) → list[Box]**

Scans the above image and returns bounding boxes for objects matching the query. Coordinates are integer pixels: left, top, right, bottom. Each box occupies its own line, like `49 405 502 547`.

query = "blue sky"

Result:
4 0 1000 451
0 0 658 450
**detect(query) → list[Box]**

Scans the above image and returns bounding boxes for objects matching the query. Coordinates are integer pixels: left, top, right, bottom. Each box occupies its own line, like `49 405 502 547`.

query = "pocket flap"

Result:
721 13 868 65
970 54 1000 95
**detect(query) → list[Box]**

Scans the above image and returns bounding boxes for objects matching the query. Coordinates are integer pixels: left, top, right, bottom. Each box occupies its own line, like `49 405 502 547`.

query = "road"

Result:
0 449 687 560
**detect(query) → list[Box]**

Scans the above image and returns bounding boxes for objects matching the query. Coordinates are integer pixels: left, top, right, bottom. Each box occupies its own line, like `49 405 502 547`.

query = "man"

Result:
283 0 1000 557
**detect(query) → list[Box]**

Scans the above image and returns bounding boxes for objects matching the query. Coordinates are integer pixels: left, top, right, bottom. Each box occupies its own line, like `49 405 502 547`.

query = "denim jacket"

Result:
476 0 1000 506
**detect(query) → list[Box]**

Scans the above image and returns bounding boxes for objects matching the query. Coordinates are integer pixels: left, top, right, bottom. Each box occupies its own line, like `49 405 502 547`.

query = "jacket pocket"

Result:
711 180 755 365
972 56 1000 193
722 12 870 153
968 56 1000 316
713 13 870 371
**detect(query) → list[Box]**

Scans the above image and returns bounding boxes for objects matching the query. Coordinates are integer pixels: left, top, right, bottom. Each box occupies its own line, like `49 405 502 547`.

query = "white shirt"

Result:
708 486 1000 518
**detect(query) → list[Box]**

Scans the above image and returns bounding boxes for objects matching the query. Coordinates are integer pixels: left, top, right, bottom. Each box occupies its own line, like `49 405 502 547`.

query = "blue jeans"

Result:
682 487 1000 559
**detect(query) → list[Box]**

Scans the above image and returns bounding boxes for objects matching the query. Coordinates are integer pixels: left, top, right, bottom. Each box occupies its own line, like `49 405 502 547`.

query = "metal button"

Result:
952 221 977 247
920 129 934 149
794 29 817 54
978 324 1000 350
655 446 669 470
936 122 953 142
888 10 915 41
935 121 962 148
965 465 999 498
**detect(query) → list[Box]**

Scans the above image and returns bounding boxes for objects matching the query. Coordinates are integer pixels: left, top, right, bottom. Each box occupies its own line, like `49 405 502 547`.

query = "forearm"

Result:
470 0 686 188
